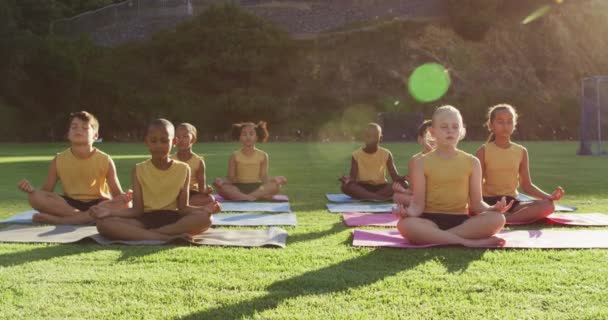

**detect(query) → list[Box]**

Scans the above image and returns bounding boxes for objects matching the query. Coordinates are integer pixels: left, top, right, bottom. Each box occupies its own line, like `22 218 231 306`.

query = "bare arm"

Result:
178 167 191 211
519 149 554 199
386 153 401 182
349 156 358 181
469 157 491 214
105 158 124 197
404 157 425 217
259 153 269 183
474 145 487 183
41 157 59 192
227 154 237 183
195 159 208 193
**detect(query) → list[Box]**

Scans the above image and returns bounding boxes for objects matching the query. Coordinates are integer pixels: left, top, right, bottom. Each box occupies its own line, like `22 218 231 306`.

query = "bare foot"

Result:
463 236 505 248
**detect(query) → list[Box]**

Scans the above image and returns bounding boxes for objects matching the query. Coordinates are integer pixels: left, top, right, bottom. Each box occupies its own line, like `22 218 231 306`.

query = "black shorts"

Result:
483 196 520 213
420 213 469 230
137 210 182 229
358 183 389 193
61 196 105 211
234 183 262 194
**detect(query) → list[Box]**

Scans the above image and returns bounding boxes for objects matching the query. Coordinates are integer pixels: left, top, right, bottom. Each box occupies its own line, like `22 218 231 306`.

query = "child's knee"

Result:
28 191 47 207
95 218 116 235
484 211 506 229
541 199 555 214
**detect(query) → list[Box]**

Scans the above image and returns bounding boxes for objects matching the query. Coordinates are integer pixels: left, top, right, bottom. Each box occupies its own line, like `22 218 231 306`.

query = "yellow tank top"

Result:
352 147 391 185
136 159 189 212
55 148 111 201
423 150 474 215
482 142 525 198
171 153 204 192
234 148 266 183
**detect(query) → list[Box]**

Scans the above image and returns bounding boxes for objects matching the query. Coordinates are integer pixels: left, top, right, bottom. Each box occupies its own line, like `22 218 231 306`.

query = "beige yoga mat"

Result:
0 225 288 248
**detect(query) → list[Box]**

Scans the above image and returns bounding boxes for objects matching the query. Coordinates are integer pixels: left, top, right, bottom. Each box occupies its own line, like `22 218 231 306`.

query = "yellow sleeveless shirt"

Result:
423 150 475 215
171 153 204 192
352 147 391 185
482 142 525 198
136 159 189 212
234 148 266 183
55 148 111 201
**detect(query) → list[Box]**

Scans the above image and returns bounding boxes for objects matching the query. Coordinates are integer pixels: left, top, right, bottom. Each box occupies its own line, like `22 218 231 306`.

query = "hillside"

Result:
2 1 608 141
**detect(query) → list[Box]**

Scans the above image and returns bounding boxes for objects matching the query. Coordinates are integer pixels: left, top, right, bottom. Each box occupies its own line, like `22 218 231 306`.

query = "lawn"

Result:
1 141 607 319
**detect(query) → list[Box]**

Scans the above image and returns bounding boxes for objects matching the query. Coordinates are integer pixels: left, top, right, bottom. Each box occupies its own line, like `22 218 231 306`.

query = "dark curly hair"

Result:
231 121 269 142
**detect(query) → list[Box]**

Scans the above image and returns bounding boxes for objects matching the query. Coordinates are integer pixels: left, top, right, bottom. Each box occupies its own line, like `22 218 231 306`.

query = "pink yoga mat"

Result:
343 213 608 227
352 229 608 248
343 213 398 227
213 194 289 202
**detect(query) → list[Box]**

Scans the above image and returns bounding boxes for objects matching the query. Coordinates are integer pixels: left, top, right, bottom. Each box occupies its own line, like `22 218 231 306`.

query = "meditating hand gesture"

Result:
491 196 514 214
549 186 565 201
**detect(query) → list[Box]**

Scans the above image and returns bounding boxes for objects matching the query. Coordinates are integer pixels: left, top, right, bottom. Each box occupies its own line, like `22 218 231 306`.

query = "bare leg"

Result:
447 211 506 240
151 209 212 236
28 190 78 217
32 195 132 225
341 183 391 201
506 200 555 224
190 193 215 206
397 214 505 247
33 211 93 225
376 184 395 198
214 178 255 201
96 217 171 241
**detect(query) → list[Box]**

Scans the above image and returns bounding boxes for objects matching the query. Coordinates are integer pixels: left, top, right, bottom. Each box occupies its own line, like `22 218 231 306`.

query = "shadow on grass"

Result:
177 248 486 320
0 238 172 268
287 221 346 245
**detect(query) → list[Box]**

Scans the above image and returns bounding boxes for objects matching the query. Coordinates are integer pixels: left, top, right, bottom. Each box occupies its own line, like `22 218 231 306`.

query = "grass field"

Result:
1 141 607 319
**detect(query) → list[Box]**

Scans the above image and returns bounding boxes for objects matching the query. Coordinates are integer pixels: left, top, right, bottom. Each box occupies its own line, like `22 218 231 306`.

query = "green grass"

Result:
1 141 607 319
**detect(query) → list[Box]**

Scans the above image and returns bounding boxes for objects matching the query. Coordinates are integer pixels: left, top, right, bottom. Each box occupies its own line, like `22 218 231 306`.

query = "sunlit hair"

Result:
147 118 175 138
176 123 197 142
366 122 382 134
416 119 432 139
431 105 466 141
231 121 269 142
486 103 518 143
69 111 99 134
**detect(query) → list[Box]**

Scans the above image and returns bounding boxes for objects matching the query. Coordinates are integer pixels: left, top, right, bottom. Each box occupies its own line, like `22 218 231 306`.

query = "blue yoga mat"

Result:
517 193 577 212
0 210 37 224
1 210 296 225
326 203 394 213
326 193 577 212
219 202 291 213
326 194 387 203
213 213 297 226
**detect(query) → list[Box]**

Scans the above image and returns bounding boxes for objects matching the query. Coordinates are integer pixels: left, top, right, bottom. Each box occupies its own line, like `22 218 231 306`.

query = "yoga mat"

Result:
0 225 288 248
1 210 297 225
0 210 38 224
326 193 576 212
343 213 397 227
517 193 576 212
214 194 289 202
326 193 387 203
327 203 393 213
220 202 291 213
343 213 608 227
352 229 608 248
213 213 297 226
